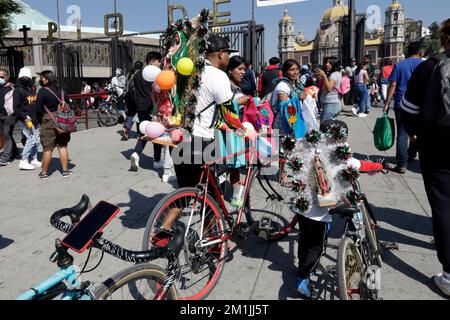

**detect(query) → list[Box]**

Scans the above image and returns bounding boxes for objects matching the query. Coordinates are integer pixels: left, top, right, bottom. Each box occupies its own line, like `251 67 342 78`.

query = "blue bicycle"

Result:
17 195 184 300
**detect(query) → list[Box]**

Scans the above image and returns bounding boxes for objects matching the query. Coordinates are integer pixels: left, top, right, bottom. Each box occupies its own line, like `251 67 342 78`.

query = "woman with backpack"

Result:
314 57 343 123
36 70 72 180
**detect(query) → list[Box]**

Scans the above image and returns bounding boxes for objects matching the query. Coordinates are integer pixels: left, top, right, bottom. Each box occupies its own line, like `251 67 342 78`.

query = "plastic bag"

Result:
373 113 395 151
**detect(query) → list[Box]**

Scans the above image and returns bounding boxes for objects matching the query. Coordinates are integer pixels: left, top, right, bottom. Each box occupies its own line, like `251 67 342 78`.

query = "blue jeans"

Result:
394 109 418 168
320 102 342 122
19 122 40 162
355 84 368 114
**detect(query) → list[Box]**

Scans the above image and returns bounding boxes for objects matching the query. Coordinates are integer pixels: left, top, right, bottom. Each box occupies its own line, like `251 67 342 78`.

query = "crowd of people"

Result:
1 18 449 299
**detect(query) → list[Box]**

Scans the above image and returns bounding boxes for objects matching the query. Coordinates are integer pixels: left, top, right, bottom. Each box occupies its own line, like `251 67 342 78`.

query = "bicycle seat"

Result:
329 205 358 219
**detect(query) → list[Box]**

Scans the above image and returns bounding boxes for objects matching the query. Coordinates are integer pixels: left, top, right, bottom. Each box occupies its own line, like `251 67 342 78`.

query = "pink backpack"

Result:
337 76 351 95
243 97 274 136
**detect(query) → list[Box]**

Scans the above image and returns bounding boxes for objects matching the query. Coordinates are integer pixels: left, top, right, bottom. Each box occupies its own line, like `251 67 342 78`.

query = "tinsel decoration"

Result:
305 129 322 145
341 166 360 184
346 190 363 205
327 125 348 143
291 180 307 193
295 196 312 214
281 136 296 153
287 157 304 172
335 144 352 161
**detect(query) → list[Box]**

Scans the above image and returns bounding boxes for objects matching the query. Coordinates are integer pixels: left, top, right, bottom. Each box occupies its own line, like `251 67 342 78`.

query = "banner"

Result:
256 0 309 7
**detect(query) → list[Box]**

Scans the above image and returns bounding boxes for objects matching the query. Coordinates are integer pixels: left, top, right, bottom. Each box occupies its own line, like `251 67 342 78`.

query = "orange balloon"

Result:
156 70 176 91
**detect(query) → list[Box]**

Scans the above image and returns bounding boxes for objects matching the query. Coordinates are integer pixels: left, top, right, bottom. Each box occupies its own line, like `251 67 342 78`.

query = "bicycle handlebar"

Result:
50 195 185 263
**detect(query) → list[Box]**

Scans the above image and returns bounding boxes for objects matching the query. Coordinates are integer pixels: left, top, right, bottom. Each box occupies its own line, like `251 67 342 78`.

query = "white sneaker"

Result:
358 113 368 118
19 160 35 171
31 158 42 168
434 273 450 297
153 160 164 170
130 152 140 172
162 173 177 183
351 107 358 116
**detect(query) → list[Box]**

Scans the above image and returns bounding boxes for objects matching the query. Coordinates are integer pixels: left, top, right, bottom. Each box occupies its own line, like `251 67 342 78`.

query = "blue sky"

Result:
21 0 449 58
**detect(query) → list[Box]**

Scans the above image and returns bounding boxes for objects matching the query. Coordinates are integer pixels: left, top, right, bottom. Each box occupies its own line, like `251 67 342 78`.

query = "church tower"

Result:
384 0 405 63
279 7 295 60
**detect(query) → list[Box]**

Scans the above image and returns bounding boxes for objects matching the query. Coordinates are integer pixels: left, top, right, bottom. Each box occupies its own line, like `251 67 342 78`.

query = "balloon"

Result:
139 121 151 135
171 129 184 143
142 65 161 82
156 70 177 91
145 122 165 139
176 57 194 76
152 81 161 93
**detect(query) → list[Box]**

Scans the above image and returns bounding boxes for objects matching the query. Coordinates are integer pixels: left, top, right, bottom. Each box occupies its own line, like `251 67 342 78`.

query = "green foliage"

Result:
0 0 23 39
423 21 443 56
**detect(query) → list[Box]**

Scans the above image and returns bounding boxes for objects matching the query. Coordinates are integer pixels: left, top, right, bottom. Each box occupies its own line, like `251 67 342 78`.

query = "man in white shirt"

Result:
173 35 245 188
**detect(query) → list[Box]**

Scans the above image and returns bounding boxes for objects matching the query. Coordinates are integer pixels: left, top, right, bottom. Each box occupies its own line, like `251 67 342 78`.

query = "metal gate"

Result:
53 44 83 94
212 20 265 73
0 48 24 82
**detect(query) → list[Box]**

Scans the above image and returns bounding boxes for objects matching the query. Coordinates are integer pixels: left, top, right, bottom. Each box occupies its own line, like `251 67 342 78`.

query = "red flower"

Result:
288 105 296 116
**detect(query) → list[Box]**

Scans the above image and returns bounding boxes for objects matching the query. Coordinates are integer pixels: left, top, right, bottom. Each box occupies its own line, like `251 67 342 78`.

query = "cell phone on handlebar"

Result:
61 201 120 253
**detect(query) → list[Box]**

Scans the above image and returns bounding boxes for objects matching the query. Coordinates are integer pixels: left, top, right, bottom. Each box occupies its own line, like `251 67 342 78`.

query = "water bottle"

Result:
25 118 33 129
231 183 245 210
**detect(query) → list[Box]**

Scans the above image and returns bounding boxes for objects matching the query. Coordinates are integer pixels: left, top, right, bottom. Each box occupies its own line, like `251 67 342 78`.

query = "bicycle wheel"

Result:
359 198 383 268
142 187 228 300
246 165 298 241
337 236 365 300
91 264 177 300
97 102 120 127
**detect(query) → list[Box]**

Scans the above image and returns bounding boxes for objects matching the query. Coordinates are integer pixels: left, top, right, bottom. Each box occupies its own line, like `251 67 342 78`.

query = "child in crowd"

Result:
295 119 385 299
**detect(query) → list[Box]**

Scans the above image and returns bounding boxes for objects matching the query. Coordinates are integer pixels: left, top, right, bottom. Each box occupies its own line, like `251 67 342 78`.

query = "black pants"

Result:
172 136 215 188
134 111 161 161
297 215 328 278
420 143 450 273
0 115 18 161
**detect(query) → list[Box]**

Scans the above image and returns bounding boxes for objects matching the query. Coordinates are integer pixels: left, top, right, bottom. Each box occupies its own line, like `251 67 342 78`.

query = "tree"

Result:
0 0 23 40
423 21 442 56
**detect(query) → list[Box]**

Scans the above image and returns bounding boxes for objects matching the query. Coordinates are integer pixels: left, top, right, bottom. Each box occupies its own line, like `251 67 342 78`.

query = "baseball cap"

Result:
18 67 32 79
351 58 356 62
206 35 239 54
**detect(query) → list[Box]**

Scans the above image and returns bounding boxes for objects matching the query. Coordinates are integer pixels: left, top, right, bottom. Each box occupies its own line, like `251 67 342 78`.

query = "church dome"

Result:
281 7 293 22
321 0 348 24
388 0 402 11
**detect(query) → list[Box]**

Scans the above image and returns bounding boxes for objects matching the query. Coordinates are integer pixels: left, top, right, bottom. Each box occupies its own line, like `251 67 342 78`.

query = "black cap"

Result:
206 35 239 54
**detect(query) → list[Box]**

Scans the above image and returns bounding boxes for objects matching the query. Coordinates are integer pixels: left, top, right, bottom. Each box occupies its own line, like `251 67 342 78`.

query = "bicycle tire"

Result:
97 102 120 127
360 198 383 268
142 187 228 300
337 236 365 300
91 264 177 300
246 166 298 241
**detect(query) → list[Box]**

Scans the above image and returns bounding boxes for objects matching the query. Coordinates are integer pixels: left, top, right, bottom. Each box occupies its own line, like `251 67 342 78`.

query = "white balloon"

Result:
242 122 255 133
139 121 151 135
142 65 161 82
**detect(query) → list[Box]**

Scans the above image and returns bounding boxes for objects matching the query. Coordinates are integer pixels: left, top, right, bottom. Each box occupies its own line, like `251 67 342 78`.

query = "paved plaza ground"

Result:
0 105 447 300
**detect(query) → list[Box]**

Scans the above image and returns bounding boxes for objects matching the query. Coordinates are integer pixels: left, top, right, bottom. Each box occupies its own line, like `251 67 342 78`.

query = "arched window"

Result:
394 13 398 21
284 25 287 33
284 37 288 47
393 27 398 37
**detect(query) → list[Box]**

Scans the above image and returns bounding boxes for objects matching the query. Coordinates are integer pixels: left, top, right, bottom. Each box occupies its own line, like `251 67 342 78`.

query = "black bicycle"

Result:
18 195 184 300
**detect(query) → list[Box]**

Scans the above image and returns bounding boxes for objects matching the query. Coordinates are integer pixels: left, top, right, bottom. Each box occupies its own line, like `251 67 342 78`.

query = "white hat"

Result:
18 67 32 79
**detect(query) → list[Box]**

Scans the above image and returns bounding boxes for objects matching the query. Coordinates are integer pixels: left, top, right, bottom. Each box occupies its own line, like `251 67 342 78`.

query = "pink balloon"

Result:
171 129 183 143
145 122 165 139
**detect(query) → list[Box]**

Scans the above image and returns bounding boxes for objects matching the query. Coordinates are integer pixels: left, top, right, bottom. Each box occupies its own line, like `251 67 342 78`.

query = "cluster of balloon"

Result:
139 121 165 139
176 57 194 76
142 65 161 82
156 70 177 91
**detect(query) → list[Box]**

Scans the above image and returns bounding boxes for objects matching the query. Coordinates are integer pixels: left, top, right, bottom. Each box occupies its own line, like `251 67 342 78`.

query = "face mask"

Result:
20 78 31 86
0 78 6 86
39 80 46 87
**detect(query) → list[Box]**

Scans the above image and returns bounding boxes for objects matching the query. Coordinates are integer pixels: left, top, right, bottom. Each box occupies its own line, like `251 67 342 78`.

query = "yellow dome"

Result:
281 7 293 22
388 1 402 10
321 3 349 24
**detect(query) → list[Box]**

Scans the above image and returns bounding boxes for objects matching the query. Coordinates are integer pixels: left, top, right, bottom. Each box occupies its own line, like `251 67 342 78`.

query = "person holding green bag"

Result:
373 112 395 152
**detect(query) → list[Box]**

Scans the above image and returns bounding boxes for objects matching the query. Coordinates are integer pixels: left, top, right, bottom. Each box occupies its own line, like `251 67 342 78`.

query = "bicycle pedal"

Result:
380 241 399 251
325 265 337 276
